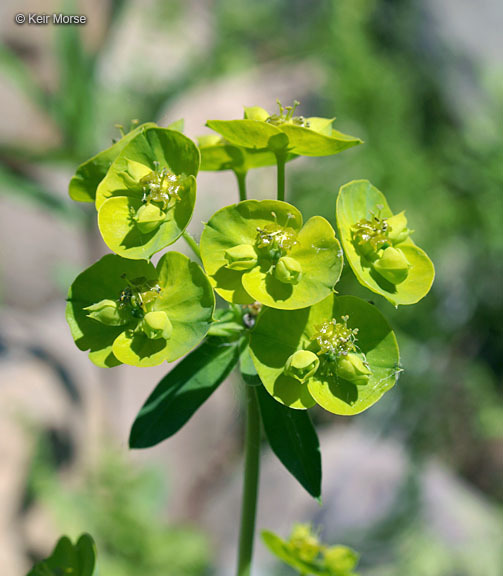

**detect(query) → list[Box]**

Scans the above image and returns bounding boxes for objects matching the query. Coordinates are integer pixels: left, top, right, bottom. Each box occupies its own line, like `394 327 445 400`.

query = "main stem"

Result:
276 153 286 201
235 170 248 201
237 385 261 576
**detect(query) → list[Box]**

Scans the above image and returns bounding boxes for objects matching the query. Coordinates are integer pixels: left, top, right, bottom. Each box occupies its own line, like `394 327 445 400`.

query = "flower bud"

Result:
135 203 166 234
224 244 258 271
373 246 410 284
142 311 173 340
84 299 126 326
274 256 302 285
386 211 410 244
336 353 371 385
289 524 320 563
324 546 358 573
284 350 320 382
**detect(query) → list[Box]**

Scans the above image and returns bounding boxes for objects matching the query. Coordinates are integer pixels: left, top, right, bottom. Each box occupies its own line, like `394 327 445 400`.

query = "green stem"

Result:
276 153 286 201
237 385 261 576
235 170 248 201
182 230 201 261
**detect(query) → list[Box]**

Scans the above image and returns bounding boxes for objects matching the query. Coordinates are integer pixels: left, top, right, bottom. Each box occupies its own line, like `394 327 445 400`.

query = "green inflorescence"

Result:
255 222 298 260
351 213 391 258
311 315 371 383
314 315 359 359
266 99 310 128
140 161 187 210
117 275 162 321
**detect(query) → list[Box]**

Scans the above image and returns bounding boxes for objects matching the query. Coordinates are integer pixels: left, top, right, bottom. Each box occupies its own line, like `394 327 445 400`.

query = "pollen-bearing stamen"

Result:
311 315 371 385
117 275 162 320
314 315 358 358
140 161 187 210
255 222 297 260
351 214 390 257
266 99 310 128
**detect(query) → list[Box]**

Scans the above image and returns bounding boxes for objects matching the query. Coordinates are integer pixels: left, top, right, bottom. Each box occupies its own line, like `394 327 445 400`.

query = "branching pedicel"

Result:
65 101 434 576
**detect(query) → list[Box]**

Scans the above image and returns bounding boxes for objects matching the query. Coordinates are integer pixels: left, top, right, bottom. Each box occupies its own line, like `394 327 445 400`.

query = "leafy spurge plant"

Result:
65 101 434 576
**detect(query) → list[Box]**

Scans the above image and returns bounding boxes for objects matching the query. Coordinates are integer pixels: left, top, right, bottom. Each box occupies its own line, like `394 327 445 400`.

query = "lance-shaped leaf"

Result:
206 101 362 158
66 252 214 368
200 199 343 310
336 179 435 306
130 338 244 448
256 385 322 499
69 122 156 203
250 295 400 415
95 127 200 259
27 533 97 576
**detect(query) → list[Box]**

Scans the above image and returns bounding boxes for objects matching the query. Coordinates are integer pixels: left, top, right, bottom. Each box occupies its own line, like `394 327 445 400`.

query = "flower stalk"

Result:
237 385 261 576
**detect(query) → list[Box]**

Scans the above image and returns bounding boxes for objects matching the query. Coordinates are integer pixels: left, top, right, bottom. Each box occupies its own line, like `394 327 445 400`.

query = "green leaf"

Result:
257 385 322 499
95 126 199 259
66 252 214 368
129 338 244 448
27 533 97 576
250 295 400 415
200 200 343 310
336 179 435 306
69 122 156 203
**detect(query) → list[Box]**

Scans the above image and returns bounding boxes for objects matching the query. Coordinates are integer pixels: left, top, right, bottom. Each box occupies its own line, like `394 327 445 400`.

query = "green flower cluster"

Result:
200 199 343 310
206 99 362 158
66 123 214 367
262 524 359 576
66 252 214 367
336 180 435 306
66 102 434 411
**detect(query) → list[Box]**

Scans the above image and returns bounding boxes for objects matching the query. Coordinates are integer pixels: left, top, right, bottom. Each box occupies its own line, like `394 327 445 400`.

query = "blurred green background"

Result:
0 0 501 575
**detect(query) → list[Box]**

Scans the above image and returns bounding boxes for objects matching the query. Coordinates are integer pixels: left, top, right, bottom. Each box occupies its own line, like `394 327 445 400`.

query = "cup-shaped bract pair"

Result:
249 295 400 414
198 134 297 174
95 127 200 259
337 180 435 306
200 199 343 310
206 100 362 158
66 252 214 368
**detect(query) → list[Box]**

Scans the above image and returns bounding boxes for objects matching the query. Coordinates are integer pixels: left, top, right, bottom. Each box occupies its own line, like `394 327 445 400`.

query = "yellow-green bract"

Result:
66 252 214 368
206 101 362 157
95 127 200 260
249 295 400 414
69 122 157 203
200 199 343 310
197 134 297 173
336 179 435 306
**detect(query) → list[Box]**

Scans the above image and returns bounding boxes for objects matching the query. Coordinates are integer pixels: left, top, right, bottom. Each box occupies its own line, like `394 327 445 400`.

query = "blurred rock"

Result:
201 425 503 576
